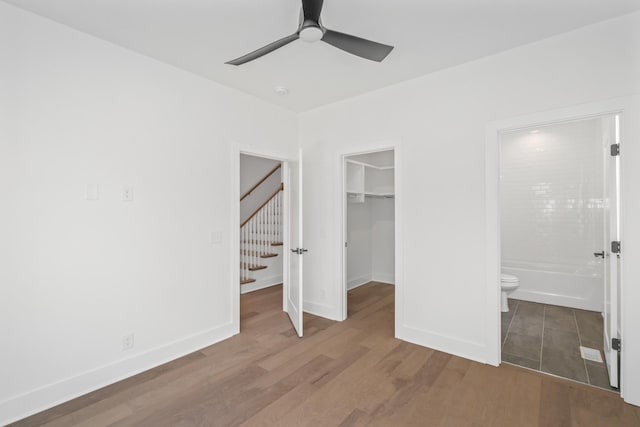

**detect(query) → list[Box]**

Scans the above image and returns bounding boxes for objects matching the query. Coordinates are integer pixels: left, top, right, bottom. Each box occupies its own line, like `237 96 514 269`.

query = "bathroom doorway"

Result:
497 114 621 390
341 149 396 322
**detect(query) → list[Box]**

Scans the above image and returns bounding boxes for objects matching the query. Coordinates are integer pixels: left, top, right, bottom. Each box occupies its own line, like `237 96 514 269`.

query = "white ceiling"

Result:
4 0 639 112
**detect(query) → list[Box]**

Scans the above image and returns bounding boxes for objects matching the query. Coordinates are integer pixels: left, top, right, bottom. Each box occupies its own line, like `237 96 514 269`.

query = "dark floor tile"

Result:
501 309 515 344
541 351 589 383
541 327 588 383
509 310 544 338
575 309 604 349
503 331 542 361
501 299 613 390
501 305 515 326
543 327 582 358
516 300 545 317
503 298 519 314
502 352 540 370
544 305 577 333
586 363 614 390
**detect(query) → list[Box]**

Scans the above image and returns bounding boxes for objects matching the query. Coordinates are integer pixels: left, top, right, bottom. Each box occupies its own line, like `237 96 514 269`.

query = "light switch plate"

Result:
86 184 99 201
210 231 222 244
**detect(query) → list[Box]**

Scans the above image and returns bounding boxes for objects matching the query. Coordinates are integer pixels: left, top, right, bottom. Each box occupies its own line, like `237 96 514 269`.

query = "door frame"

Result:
485 97 632 393
339 140 404 333
231 144 291 335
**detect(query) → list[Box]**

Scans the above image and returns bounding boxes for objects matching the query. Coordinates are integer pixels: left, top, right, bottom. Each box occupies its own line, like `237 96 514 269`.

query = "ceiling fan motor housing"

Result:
299 21 324 42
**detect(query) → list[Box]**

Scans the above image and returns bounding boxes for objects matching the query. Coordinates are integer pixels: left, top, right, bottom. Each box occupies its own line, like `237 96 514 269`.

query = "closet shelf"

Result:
347 191 394 200
364 192 394 198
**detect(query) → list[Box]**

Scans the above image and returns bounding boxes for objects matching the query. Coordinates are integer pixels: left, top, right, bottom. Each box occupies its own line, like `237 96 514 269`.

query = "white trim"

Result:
232 145 290 327
282 161 291 313
397 325 487 364
484 97 633 389
347 274 373 290
345 159 394 170
372 273 395 285
303 300 337 320
230 142 241 336
241 276 283 294
0 322 235 426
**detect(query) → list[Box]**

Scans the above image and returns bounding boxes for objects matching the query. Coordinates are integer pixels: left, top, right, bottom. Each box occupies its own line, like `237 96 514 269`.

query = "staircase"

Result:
240 171 284 289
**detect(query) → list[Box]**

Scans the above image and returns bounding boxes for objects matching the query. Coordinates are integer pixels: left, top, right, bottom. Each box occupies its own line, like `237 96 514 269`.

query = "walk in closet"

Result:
344 150 395 293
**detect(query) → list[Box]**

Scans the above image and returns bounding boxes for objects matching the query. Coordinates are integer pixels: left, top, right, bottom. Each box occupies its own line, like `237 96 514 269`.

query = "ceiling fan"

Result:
226 0 394 65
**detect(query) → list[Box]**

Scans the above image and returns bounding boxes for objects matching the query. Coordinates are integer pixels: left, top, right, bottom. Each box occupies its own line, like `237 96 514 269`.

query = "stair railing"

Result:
240 184 283 282
240 164 281 201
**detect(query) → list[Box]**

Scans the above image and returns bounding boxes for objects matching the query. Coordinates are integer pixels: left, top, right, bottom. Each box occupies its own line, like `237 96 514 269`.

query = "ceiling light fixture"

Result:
299 25 324 43
274 86 289 96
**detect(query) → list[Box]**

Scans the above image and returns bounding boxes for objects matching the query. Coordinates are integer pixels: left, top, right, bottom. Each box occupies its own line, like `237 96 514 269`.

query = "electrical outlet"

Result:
122 333 134 351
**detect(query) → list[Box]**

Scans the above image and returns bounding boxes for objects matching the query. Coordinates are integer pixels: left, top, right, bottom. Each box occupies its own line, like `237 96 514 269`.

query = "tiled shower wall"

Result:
500 118 605 272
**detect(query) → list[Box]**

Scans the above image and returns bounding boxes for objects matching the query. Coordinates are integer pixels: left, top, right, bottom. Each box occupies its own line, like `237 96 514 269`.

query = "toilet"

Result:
500 274 519 312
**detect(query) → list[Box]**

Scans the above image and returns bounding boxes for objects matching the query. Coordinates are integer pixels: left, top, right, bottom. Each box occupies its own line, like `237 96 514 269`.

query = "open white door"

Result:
287 149 304 337
602 114 621 388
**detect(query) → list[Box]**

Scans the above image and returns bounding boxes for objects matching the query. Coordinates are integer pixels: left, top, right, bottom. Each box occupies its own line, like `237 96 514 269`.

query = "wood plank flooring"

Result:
11 282 640 427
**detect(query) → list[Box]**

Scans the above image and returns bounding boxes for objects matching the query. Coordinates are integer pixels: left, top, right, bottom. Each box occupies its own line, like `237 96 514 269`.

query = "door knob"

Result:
594 251 605 258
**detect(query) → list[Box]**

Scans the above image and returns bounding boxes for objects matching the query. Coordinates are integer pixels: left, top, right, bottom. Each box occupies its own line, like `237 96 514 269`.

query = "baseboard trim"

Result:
0 322 236 425
241 276 283 294
304 300 339 321
372 273 395 285
347 274 373 290
396 324 488 365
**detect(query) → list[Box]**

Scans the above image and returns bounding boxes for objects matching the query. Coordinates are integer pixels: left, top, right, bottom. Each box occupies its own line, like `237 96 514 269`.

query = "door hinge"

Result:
611 144 620 156
611 241 621 254
612 338 621 352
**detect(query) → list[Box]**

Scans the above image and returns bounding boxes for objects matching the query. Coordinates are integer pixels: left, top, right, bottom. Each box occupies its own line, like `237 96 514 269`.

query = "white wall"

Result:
371 197 395 284
346 200 372 288
300 11 640 405
346 198 395 289
240 154 281 222
0 3 297 424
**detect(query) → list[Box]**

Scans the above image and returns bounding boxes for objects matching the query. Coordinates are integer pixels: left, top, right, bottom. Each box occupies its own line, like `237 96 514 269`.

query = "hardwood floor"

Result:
12 282 640 426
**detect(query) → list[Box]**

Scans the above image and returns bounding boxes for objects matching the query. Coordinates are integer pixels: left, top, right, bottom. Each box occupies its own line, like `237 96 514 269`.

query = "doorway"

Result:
342 149 396 321
497 114 621 390
239 154 284 295
233 148 304 337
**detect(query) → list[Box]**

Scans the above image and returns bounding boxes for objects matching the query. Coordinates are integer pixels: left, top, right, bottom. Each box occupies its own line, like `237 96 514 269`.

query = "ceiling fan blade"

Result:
322 29 393 62
226 33 299 65
302 0 324 23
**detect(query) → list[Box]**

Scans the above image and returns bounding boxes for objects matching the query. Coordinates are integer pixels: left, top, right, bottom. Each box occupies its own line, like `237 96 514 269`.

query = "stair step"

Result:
247 265 267 271
241 251 278 258
240 278 256 285
271 242 283 246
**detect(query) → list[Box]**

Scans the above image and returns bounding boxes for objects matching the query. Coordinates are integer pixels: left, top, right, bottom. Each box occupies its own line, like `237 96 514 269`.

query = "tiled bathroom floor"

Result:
501 299 615 390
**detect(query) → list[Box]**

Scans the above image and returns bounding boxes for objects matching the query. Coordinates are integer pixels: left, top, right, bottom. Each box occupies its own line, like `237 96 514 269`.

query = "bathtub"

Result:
502 260 603 312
